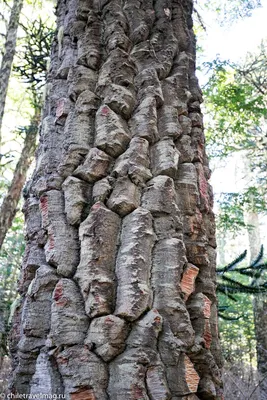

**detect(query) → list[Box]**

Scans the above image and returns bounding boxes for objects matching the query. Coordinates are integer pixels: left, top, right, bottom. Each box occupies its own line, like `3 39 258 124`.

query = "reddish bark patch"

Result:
197 163 209 212
203 319 212 349
48 232 55 250
197 142 204 163
54 282 64 302
131 384 146 400
91 201 102 211
184 355 200 393
71 388 96 400
180 264 199 301
101 106 110 115
56 98 67 118
203 295 211 319
57 355 68 365
104 316 115 324
40 195 48 224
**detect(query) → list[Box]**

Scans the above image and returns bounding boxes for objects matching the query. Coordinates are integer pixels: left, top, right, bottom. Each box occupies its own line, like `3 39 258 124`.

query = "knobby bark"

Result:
0 0 24 143
9 0 223 398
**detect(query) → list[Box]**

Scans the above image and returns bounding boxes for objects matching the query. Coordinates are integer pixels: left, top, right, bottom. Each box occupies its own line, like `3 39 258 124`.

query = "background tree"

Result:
9 0 223 398
0 16 53 373
0 17 53 250
0 0 24 142
203 41 267 399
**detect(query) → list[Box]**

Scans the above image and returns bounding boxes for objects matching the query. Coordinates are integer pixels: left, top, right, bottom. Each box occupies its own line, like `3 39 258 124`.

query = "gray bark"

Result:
0 0 24 142
9 1 223 398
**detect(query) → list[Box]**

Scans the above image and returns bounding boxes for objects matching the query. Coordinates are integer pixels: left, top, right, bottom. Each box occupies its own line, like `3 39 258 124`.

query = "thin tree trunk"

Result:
0 118 38 250
245 211 267 400
0 0 24 143
242 152 267 400
9 1 223 398
0 116 37 371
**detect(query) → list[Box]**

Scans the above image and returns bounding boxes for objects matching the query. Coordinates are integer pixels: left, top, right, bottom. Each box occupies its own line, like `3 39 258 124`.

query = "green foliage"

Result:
216 188 267 233
198 0 262 26
203 47 267 242
0 211 25 357
14 17 54 107
203 58 267 158
218 292 256 365
217 247 267 366
0 3 55 359
217 246 267 318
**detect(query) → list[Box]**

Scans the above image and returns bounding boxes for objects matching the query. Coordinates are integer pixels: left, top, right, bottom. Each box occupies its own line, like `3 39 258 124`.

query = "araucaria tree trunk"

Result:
0 0 24 140
10 0 223 398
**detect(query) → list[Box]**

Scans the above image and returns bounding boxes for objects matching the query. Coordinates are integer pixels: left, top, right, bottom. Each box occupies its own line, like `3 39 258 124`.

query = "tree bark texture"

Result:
0 0 24 141
10 1 223 399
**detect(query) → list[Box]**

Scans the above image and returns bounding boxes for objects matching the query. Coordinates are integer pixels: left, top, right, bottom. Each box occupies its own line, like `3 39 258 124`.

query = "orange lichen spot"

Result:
180 264 199 301
203 319 212 349
71 389 96 400
154 316 161 324
184 355 200 393
203 295 211 319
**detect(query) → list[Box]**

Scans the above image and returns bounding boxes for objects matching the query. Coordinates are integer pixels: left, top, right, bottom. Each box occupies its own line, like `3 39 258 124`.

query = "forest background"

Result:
0 0 267 399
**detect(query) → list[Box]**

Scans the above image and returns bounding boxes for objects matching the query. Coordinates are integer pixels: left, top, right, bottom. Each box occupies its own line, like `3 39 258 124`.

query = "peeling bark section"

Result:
10 0 223 398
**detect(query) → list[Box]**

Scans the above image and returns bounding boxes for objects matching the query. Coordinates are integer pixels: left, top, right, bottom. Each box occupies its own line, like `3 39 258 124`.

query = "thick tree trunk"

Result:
9 1 223 398
0 0 24 142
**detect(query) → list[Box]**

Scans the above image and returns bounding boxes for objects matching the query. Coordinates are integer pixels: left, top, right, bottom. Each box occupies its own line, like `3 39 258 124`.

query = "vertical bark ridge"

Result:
10 0 223 399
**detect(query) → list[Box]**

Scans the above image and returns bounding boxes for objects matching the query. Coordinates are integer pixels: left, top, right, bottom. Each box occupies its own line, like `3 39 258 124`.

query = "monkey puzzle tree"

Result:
9 0 223 398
